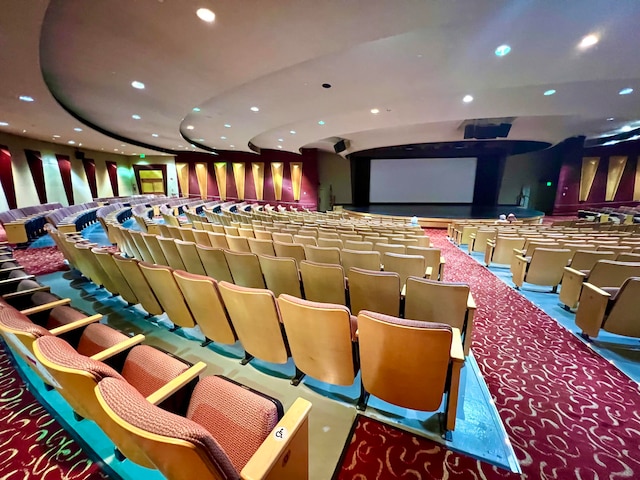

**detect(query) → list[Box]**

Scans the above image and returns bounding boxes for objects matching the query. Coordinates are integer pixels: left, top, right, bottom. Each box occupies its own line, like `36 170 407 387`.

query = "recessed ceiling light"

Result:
579 34 599 48
19 95 34 102
277 145 283 149
0 122 8 126
114 148 118 151
78 143 82 146
494 44 511 57
621 125 633 132
74 127 83 132
250 106 260 112
193 107 201 112
131 81 145 89
186 125 194 130
278 138 283 142
132 114 141 119
318 120 325 125
121 144 126 147
543 89 556 96
606 117 615 121
290 130 296 134
230 145 235 148
223 124 231 128
196 8 215 23
68 140 75 145
619 88 634 95
220 136 227 140
370 108 380 114
463 95 473 103
152 133 159 137
22 129 27 133
52 134 60 138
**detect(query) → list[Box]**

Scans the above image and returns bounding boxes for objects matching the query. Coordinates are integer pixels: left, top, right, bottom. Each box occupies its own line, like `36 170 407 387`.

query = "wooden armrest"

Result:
2 285 51 299
440 256 446 265
21 298 71 315
425 266 433 278
563 266 586 277
90 334 145 363
0 266 24 273
146 361 207 405
581 282 611 298
467 292 476 310
0 275 36 285
401 284 406 297
514 255 528 264
241 397 313 480
450 327 464 362
487 239 496 247
48 313 102 336
513 248 525 256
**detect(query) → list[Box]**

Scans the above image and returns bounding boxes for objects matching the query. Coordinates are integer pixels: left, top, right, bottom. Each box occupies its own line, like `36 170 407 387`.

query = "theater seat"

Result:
575 277 640 339
346 267 401 317
95 376 312 480
356 310 464 437
512 248 572 292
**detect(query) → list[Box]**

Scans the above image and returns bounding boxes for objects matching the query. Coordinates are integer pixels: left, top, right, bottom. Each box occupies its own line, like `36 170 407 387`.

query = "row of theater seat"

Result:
0 250 312 479
451 223 640 341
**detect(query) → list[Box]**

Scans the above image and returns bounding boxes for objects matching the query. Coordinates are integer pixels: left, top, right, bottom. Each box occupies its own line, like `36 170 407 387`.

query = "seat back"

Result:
304 245 341 265
217 282 289 364
121 229 142 259
404 277 469 330
471 230 496 253
406 246 442 279
195 245 234 283
570 250 618 271
272 232 294 244
277 295 356 385
492 237 525 265
273 242 306 269
604 277 640 337
192 229 211 247
616 252 640 262
247 238 276 256
138 262 196 328
258 255 302 298
373 243 405 256
237 227 255 238
317 238 343 249
74 244 111 288
299 261 346 305
157 237 186 271
254 230 272 241
173 271 237 344
341 249 380 273
343 240 373 251
223 250 266 288
92 248 138 305
141 233 169 265
293 235 317 247
226 235 251 253
357 311 453 411
525 248 572 286
589 260 640 288
112 254 164 316
382 252 425 288
178 227 196 243
347 268 400 316
166 225 183 240
130 230 156 264
174 240 206 276
207 232 229 249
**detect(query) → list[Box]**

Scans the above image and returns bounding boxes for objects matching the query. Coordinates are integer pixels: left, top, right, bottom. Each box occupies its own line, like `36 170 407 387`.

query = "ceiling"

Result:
1 0 639 158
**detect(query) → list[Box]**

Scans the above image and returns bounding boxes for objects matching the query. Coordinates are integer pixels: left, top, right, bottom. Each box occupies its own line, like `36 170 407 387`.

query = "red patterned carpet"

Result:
13 247 69 276
336 228 640 479
0 341 109 480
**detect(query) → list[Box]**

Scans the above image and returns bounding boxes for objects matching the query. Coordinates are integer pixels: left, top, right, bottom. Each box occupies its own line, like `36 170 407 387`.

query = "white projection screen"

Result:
369 157 477 203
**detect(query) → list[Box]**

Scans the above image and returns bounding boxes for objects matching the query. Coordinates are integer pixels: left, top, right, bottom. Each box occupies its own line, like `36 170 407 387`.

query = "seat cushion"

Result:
45 306 88 330
97 377 238 479
0 306 50 337
76 323 129 357
121 345 190 398
187 376 280 473
30 291 61 306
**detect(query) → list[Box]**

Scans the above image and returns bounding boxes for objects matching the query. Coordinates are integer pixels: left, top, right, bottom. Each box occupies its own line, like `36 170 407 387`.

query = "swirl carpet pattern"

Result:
0 341 109 480
336 228 640 479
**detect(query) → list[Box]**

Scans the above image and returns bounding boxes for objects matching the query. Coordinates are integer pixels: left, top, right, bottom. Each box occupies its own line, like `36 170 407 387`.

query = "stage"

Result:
343 204 545 228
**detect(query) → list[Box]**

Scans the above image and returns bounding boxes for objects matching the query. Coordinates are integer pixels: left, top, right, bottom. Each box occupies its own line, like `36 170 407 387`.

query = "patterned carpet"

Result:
0 340 110 480
336 228 640 479
12 247 68 276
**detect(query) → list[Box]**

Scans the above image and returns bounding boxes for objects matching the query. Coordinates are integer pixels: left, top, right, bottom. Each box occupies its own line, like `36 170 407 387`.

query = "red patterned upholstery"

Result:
120 345 189 397
97 377 238 479
76 323 129 357
30 291 60 306
35 335 125 382
0 307 50 337
45 306 87 330
187 376 280 472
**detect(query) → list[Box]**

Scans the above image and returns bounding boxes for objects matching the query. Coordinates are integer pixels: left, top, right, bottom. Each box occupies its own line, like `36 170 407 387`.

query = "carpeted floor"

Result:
12 246 69 276
336 229 640 479
0 340 110 480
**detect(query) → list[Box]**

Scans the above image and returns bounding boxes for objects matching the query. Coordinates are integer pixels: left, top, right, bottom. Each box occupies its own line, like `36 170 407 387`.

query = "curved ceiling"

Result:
1 1 639 157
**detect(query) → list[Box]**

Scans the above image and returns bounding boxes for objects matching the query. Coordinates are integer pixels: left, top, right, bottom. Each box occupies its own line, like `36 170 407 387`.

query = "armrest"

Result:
241 397 313 480
440 256 446 265
146 361 207 405
450 327 464 363
0 266 24 273
466 292 476 310
574 283 611 338
425 266 433 279
90 334 145 363
3 285 51 299
580 282 611 298
0 275 36 286
48 313 102 336
514 255 528 263
486 239 496 248
401 284 406 297
513 248 525 256
563 266 586 278
21 298 71 315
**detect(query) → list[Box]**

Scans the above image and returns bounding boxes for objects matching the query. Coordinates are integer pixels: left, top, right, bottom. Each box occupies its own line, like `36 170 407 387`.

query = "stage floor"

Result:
344 204 544 220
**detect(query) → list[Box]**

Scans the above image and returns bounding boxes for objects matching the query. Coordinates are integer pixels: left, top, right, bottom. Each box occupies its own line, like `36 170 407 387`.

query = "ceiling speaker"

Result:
74 150 85 160
464 123 512 140
334 139 349 153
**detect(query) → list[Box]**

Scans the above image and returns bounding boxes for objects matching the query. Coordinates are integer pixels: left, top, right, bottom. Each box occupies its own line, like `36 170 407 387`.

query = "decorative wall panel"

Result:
289 162 303 201
252 163 264 200
580 157 599 202
271 162 283 201
605 156 627 201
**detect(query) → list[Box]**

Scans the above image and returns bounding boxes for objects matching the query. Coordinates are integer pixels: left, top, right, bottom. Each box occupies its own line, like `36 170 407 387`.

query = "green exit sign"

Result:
140 154 146 159
546 181 552 187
